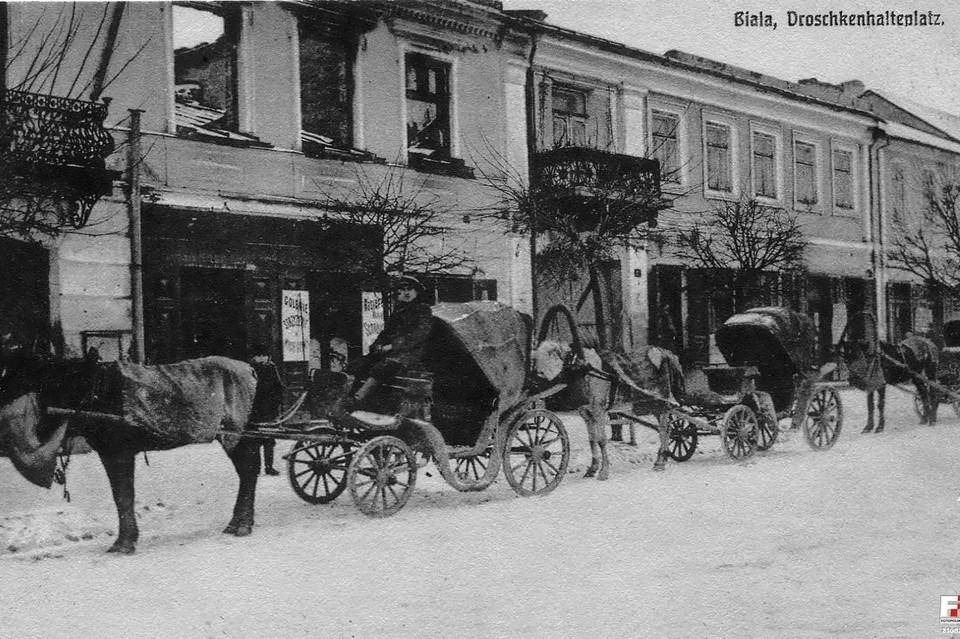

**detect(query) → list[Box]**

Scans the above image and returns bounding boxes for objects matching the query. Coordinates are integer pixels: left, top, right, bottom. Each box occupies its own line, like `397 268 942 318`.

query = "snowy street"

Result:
2 387 959 639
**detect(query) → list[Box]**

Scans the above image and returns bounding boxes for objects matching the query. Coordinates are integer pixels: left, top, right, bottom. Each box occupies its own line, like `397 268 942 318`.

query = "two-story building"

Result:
5 0 537 390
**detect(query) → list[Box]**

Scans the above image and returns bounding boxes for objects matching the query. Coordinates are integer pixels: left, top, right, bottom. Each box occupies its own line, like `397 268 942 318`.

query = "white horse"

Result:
530 341 685 477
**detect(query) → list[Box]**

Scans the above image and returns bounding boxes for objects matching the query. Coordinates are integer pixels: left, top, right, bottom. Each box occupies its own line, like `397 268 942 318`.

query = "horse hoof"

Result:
233 525 253 537
107 541 136 555
874 428 884 434
597 470 610 481
861 427 873 434
222 523 238 535
653 463 665 472
583 469 597 479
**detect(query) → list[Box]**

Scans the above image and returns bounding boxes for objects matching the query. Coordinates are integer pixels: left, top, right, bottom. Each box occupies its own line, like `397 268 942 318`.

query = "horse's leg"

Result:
863 391 875 433
875 387 885 433
578 404 601 479
653 412 670 471
922 377 938 426
224 438 261 537
97 448 139 554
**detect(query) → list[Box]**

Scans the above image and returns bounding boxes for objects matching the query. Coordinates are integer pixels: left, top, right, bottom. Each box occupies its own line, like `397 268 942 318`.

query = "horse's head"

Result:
530 340 574 385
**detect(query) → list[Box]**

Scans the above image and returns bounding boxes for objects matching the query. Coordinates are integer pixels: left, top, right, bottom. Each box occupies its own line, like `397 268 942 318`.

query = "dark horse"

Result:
843 331 939 433
0 345 265 554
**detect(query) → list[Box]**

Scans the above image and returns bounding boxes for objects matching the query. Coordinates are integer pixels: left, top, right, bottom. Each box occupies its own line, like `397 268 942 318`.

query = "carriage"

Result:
609 307 844 462
253 301 571 517
836 310 954 424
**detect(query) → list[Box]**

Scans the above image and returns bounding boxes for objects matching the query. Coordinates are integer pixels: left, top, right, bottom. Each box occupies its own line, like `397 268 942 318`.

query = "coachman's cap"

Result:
395 275 425 294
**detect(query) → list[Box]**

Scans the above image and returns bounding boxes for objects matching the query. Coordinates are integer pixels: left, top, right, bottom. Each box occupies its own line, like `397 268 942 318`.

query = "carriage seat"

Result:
682 369 729 409
346 410 401 431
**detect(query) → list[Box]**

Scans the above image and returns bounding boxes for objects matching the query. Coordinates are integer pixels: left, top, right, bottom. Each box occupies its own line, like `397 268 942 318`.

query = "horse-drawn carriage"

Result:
257 301 572 517
611 307 843 462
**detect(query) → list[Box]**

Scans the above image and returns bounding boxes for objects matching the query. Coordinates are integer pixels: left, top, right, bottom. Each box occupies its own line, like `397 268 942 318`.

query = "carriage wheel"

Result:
347 436 417 517
503 409 570 497
536 304 584 359
720 404 758 461
454 448 493 483
286 433 352 504
802 387 843 451
754 394 779 452
665 413 698 462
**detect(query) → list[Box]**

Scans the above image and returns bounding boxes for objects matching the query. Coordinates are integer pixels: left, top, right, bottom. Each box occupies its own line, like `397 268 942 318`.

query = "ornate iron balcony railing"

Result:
0 90 118 229
531 146 660 202
0 89 115 168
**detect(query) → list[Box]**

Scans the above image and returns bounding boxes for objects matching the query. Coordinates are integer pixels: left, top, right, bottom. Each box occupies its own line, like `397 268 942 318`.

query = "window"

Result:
794 140 818 206
751 130 778 199
705 121 733 194
891 165 906 219
173 3 242 132
922 168 936 200
651 110 681 183
299 19 353 149
832 148 854 210
552 85 588 148
405 53 451 158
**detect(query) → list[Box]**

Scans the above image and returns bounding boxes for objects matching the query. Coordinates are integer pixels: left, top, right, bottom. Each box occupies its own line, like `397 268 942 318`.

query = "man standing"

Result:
250 344 284 475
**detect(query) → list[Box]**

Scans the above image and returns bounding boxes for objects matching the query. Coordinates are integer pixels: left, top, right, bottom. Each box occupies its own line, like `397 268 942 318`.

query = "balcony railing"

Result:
531 146 660 202
0 89 118 228
0 89 115 167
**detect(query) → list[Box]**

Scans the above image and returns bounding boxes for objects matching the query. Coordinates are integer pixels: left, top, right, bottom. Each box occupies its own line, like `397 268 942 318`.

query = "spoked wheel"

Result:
665 413 698 462
347 436 417 517
754 394 779 452
454 448 492 483
802 387 843 450
536 304 584 359
286 432 352 504
503 409 570 497
720 404 758 461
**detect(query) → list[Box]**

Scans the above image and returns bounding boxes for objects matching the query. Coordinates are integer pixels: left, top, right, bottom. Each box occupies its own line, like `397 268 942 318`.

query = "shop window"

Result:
173 3 242 134
794 140 818 206
406 52 451 158
832 148 854 210
552 85 588 148
651 110 681 183
705 121 733 194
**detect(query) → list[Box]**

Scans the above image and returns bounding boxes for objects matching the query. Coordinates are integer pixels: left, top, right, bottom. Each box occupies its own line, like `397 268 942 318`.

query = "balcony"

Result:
530 146 661 222
0 89 119 228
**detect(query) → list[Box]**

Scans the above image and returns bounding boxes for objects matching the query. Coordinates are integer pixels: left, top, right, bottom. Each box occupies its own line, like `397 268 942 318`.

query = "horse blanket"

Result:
1 356 257 488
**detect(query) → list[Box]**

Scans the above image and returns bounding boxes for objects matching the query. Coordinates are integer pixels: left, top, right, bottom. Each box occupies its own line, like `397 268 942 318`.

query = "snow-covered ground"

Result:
1 386 958 639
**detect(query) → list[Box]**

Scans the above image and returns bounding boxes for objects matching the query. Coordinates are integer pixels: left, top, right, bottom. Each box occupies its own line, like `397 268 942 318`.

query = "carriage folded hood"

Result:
429 302 529 411
0 393 67 488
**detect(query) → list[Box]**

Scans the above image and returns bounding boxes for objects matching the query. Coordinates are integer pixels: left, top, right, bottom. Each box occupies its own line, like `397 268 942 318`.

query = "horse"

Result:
844 333 939 433
530 341 685 476
0 344 266 554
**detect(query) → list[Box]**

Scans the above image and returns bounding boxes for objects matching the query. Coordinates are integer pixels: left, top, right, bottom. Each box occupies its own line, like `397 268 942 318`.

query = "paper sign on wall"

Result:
361 292 385 355
281 290 310 362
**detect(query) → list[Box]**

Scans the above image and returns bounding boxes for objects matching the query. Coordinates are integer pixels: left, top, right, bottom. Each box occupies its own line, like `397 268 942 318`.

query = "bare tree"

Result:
480 146 668 348
674 196 808 313
312 165 476 280
0 3 147 241
888 167 960 335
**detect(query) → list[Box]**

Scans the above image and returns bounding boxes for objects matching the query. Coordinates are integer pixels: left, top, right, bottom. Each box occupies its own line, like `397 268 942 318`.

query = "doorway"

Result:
179 267 246 360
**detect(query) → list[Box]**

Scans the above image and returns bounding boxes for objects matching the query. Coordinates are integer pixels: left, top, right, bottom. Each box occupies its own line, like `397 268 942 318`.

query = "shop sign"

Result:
361 292 385 354
281 289 310 362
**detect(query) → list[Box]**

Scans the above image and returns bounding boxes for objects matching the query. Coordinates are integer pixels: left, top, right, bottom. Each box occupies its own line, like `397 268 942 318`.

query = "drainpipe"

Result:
523 28 539 327
128 109 145 363
868 124 889 339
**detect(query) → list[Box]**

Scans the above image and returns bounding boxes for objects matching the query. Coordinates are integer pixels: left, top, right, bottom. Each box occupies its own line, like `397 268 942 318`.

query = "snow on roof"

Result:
870 89 960 143
882 120 960 154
